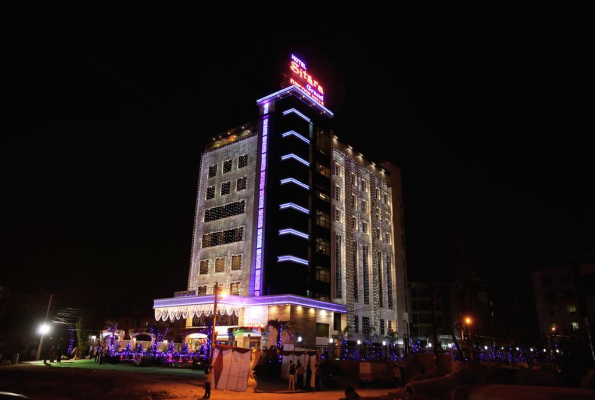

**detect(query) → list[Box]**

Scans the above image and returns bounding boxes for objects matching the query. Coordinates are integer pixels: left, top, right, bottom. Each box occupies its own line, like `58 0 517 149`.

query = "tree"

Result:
104 319 118 350
266 319 294 348
75 318 91 358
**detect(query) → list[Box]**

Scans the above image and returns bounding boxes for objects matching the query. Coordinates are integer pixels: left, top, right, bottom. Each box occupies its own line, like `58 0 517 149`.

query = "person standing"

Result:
202 365 213 399
56 345 62 363
296 360 305 390
288 360 296 391
314 363 321 391
305 363 312 390
42 346 49 365
49 346 56 363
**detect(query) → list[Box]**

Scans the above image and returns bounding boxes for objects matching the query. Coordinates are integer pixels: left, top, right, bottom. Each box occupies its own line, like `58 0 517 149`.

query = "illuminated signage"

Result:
287 54 325 106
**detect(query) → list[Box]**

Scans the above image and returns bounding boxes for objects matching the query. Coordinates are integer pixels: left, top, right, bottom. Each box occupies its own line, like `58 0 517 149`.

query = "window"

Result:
238 154 248 169
362 316 370 335
317 190 330 202
362 221 368 233
335 235 342 299
199 260 209 275
572 322 580 330
548 306 556 316
351 216 358 231
316 323 329 338
354 315 359 333
352 241 359 302
316 294 329 301
335 185 341 201
335 208 342 223
215 257 225 273
362 245 369 304
351 194 357 209
377 252 383 308
316 266 331 283
206 186 216 200
202 227 244 248
208 164 217 178
362 200 367 213
231 255 242 270
375 188 381 200
375 228 381 240
221 181 231 196
223 159 232 174
197 286 207 295
380 319 385 335
375 207 381 220
545 291 555 301
316 128 330 154
385 232 391 244
567 305 577 314
317 162 331 178
334 162 342 177
204 200 245 222
350 173 356 186
316 210 331 229
236 177 247 191
384 193 389 204
361 180 367 192
230 282 240 296
316 238 331 256
387 256 393 309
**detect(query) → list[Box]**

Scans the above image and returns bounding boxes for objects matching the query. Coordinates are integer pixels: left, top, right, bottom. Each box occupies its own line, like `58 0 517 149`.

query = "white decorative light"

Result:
280 178 309 190
281 108 311 122
281 153 310 166
278 229 309 239
277 255 308 265
281 130 310 144
279 203 309 214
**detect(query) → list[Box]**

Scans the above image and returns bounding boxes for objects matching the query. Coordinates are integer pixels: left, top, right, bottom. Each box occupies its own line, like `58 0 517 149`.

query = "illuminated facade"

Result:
154 55 407 348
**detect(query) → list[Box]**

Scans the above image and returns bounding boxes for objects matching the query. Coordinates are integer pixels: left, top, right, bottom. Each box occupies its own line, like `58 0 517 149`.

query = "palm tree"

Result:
338 325 351 359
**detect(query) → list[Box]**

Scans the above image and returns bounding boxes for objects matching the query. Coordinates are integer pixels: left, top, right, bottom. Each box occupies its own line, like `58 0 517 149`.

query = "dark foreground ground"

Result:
0 361 402 400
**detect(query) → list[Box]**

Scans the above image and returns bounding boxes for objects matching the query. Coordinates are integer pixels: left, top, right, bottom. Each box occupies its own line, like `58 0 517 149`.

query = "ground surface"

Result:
0 361 404 400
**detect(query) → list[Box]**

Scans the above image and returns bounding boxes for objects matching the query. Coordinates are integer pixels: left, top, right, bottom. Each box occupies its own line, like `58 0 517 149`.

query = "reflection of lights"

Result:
543 349 547 352
297 336 303 342
447 343 453 348
329 338 334 344
484 346 488 350
516 347 519 351
530 348 534 352
428 343 432 348
357 340 361 345
556 349 559 353
382 341 386 346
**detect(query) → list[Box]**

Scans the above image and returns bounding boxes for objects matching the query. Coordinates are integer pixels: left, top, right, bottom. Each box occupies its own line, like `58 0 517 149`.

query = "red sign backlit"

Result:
287 54 325 106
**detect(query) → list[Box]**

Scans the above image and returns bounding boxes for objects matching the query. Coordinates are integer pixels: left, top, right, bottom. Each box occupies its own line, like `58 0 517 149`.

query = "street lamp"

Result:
464 317 473 361
35 293 53 361
210 283 227 363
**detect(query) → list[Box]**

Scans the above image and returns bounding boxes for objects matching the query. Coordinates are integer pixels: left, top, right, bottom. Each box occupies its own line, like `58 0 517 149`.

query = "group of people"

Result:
89 344 110 364
287 360 322 391
42 345 62 365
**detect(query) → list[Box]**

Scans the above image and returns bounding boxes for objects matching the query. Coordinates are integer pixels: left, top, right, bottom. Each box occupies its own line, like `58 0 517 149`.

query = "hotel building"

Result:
153 55 408 349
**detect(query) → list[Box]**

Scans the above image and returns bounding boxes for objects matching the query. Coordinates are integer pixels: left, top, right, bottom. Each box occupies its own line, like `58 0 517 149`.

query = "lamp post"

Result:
36 293 53 361
464 317 473 361
210 283 227 363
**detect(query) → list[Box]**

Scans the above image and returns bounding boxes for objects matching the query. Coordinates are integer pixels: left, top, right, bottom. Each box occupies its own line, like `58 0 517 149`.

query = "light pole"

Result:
210 283 227 363
36 293 53 361
464 317 473 361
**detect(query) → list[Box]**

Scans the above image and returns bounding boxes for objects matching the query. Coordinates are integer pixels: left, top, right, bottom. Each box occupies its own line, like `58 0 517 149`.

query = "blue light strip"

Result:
281 130 310 144
281 153 310 166
255 85 334 117
282 109 311 122
280 178 310 190
278 255 309 265
279 203 309 214
278 229 309 240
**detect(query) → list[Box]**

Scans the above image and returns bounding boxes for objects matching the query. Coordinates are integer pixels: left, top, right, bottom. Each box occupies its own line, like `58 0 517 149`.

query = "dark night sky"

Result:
3 4 594 314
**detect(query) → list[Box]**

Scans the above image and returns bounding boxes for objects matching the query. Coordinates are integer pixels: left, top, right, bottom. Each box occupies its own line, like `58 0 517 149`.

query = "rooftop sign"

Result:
287 54 325 106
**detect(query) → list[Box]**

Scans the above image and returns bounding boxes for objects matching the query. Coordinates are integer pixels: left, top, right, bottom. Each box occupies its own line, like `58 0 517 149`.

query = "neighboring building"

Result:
154 54 407 349
408 282 456 347
532 254 595 337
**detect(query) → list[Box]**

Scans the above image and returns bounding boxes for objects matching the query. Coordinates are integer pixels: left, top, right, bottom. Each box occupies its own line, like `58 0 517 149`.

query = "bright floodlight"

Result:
465 317 472 325
219 291 228 299
382 341 387 346
39 323 50 335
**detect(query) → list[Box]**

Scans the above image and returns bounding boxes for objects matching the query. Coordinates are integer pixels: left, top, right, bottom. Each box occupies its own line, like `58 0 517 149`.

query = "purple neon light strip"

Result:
278 255 309 265
280 177 309 190
255 85 334 117
154 294 348 313
279 202 309 214
281 130 310 144
278 229 309 240
282 109 311 122
281 153 310 166
254 106 269 297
